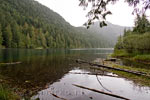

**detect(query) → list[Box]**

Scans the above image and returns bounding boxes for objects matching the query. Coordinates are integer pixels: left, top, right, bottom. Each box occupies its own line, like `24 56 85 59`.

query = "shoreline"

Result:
92 57 150 87
111 49 150 64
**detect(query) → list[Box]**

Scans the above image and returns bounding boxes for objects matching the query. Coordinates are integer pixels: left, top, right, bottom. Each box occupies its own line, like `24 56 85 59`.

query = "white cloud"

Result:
35 0 136 27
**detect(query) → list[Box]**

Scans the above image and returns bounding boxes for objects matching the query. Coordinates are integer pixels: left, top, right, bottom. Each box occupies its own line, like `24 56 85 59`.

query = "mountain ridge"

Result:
77 21 132 45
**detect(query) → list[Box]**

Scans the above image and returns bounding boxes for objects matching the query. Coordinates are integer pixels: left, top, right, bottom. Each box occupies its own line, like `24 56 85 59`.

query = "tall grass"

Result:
0 85 19 100
111 49 131 57
132 55 150 62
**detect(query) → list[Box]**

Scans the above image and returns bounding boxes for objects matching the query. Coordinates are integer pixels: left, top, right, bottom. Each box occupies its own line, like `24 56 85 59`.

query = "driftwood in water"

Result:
104 58 117 62
73 84 130 100
70 72 119 78
96 75 112 93
76 59 149 77
0 62 22 65
49 92 68 100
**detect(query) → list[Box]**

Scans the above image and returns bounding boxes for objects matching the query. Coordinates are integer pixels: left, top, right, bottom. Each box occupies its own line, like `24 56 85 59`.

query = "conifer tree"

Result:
0 25 3 46
3 25 12 48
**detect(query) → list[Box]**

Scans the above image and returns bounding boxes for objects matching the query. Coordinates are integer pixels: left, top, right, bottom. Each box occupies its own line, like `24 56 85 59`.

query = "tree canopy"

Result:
79 0 150 28
115 14 150 53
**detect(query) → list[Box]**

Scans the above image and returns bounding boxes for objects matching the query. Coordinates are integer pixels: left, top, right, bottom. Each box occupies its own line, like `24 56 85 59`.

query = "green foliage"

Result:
115 35 124 50
133 14 150 34
111 49 130 58
132 55 150 62
0 0 113 48
0 25 3 46
115 14 150 54
11 22 21 48
3 25 12 48
123 29 132 37
0 85 20 100
123 33 150 53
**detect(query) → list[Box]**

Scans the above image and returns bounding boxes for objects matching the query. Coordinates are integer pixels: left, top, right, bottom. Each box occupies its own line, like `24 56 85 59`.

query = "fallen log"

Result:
76 59 149 77
0 62 22 65
73 84 130 100
70 72 119 78
105 58 117 62
49 92 68 100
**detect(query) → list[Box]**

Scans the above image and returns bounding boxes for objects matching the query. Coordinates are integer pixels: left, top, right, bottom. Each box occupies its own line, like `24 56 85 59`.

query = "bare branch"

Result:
79 0 150 28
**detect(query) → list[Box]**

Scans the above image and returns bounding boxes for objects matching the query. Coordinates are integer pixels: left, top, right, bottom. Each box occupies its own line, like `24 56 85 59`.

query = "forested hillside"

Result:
0 0 117 49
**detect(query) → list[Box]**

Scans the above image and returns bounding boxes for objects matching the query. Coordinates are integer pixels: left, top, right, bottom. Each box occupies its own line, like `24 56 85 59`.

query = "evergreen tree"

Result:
28 26 36 48
45 31 54 47
11 22 21 47
133 14 150 34
3 25 12 48
0 25 3 46
115 14 150 53
26 33 31 48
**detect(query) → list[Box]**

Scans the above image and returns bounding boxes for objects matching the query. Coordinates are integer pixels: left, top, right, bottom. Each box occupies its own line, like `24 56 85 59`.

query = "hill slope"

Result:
88 22 132 45
0 0 122 48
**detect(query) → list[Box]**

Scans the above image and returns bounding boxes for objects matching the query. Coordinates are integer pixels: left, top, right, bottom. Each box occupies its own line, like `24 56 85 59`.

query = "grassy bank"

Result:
112 70 150 86
110 50 150 86
0 85 20 100
0 73 21 100
111 49 150 64
132 55 150 63
111 50 131 58
104 60 150 86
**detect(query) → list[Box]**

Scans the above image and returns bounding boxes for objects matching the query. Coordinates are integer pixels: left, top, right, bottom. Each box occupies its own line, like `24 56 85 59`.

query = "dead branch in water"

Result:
0 62 22 65
96 75 112 93
76 59 149 77
73 84 130 100
49 92 68 100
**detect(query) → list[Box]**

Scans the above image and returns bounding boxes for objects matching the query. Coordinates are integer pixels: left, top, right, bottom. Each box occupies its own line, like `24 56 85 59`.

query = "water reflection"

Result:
0 48 111 62
32 69 150 100
0 48 150 100
0 49 113 91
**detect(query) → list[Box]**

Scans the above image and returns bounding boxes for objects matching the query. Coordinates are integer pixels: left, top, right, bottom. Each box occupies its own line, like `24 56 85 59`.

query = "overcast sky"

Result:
35 0 136 27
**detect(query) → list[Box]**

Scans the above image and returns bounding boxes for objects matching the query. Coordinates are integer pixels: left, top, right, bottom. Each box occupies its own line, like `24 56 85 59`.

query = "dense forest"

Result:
115 14 150 54
0 0 120 49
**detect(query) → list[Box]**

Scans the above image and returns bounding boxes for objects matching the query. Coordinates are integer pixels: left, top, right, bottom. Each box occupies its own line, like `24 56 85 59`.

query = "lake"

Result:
0 48 150 100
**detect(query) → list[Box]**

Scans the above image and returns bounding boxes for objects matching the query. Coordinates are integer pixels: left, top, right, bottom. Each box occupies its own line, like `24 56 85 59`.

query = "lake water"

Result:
0 48 150 100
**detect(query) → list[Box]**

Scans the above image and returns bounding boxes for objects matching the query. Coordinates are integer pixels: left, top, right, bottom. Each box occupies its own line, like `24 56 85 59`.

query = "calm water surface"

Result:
0 48 150 100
